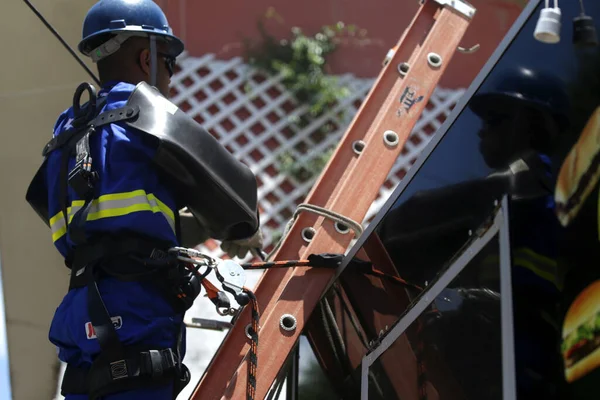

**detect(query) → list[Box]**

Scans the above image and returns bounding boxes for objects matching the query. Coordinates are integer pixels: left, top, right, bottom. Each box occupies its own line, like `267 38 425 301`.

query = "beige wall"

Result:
0 1 96 398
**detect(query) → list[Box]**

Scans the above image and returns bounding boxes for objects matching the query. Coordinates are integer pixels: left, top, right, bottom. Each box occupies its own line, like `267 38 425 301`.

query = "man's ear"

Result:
138 48 151 76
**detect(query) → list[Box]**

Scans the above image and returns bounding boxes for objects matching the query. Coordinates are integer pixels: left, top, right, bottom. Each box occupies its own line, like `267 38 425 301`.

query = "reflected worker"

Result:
469 65 571 399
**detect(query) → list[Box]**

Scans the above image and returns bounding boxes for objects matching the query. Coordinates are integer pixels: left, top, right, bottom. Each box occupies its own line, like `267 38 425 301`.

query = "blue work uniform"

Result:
46 81 186 399
509 154 564 397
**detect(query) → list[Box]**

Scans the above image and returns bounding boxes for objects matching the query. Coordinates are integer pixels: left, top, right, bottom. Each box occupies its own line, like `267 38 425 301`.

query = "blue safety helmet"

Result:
78 0 184 61
469 66 571 132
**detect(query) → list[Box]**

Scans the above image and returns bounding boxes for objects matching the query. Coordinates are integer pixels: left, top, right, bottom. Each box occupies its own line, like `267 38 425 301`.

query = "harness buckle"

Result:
142 348 177 378
109 360 128 380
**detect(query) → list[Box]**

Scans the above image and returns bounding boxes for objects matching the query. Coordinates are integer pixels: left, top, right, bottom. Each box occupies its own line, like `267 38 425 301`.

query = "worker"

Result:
24 0 263 399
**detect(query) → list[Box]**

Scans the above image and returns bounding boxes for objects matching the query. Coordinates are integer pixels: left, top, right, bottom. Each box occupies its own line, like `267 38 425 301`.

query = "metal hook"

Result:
168 247 220 267
72 82 97 124
457 43 480 54
217 306 238 316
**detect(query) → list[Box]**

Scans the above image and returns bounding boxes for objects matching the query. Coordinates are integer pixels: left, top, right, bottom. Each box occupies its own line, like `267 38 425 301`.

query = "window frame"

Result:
359 196 516 400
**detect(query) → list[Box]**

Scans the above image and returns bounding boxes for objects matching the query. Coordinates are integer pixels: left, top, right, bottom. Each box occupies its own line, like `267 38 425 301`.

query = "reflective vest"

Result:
45 81 179 258
479 200 562 292
479 155 564 295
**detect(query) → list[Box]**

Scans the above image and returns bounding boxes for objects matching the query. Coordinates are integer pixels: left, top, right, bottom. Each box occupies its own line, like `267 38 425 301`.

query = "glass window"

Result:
367 233 502 400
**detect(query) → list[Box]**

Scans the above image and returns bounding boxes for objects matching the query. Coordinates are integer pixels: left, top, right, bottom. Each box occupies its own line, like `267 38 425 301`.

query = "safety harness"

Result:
43 82 197 399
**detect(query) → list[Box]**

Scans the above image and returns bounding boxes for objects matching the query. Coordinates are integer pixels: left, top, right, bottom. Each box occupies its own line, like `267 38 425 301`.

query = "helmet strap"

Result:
90 33 131 63
150 35 158 87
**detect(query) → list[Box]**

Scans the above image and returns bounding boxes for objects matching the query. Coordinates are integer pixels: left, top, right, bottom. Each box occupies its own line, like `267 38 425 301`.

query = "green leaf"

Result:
242 12 368 180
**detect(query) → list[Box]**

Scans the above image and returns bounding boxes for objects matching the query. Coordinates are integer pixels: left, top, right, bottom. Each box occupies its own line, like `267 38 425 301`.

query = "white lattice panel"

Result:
169 52 465 258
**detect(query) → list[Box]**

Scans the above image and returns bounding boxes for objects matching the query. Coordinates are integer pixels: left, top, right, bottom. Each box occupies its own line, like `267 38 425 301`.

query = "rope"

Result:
331 283 370 349
323 297 351 374
266 203 364 261
241 259 312 269
241 253 342 270
363 266 424 292
343 261 429 399
244 288 260 400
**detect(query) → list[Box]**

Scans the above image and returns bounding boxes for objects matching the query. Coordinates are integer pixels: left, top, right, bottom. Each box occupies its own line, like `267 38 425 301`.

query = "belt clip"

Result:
109 360 128 380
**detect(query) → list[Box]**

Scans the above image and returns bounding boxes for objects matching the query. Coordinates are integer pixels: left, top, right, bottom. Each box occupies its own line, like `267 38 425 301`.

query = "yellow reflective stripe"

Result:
513 247 562 291
49 190 175 242
50 204 82 242
477 248 561 291
52 223 68 243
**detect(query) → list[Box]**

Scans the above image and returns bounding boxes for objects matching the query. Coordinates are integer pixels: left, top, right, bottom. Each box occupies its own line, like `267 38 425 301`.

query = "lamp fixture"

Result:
573 0 598 47
534 0 562 44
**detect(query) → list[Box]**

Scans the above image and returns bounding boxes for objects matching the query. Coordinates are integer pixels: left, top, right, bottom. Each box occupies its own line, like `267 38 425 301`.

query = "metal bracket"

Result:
432 0 476 19
457 43 480 54
168 246 218 269
215 260 247 298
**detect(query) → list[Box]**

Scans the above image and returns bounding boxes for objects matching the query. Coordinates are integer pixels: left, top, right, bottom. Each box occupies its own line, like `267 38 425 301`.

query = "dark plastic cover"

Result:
124 82 260 241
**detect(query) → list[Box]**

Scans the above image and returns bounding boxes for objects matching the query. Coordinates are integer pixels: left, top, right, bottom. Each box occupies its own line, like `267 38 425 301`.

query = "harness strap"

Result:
87 261 128 370
42 103 139 156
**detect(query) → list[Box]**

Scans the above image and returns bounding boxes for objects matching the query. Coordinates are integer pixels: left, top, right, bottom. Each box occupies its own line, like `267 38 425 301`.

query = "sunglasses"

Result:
157 52 176 77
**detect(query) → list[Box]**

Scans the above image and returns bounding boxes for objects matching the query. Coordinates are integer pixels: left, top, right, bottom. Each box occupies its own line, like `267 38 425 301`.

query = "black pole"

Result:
22 0 101 86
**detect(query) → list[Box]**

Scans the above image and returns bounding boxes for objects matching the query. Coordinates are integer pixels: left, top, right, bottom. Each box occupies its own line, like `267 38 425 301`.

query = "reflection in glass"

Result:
367 234 502 400
374 62 569 291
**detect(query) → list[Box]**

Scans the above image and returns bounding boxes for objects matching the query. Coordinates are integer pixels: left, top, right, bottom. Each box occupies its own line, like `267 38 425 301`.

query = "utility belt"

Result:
60 234 200 399
61 345 190 399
